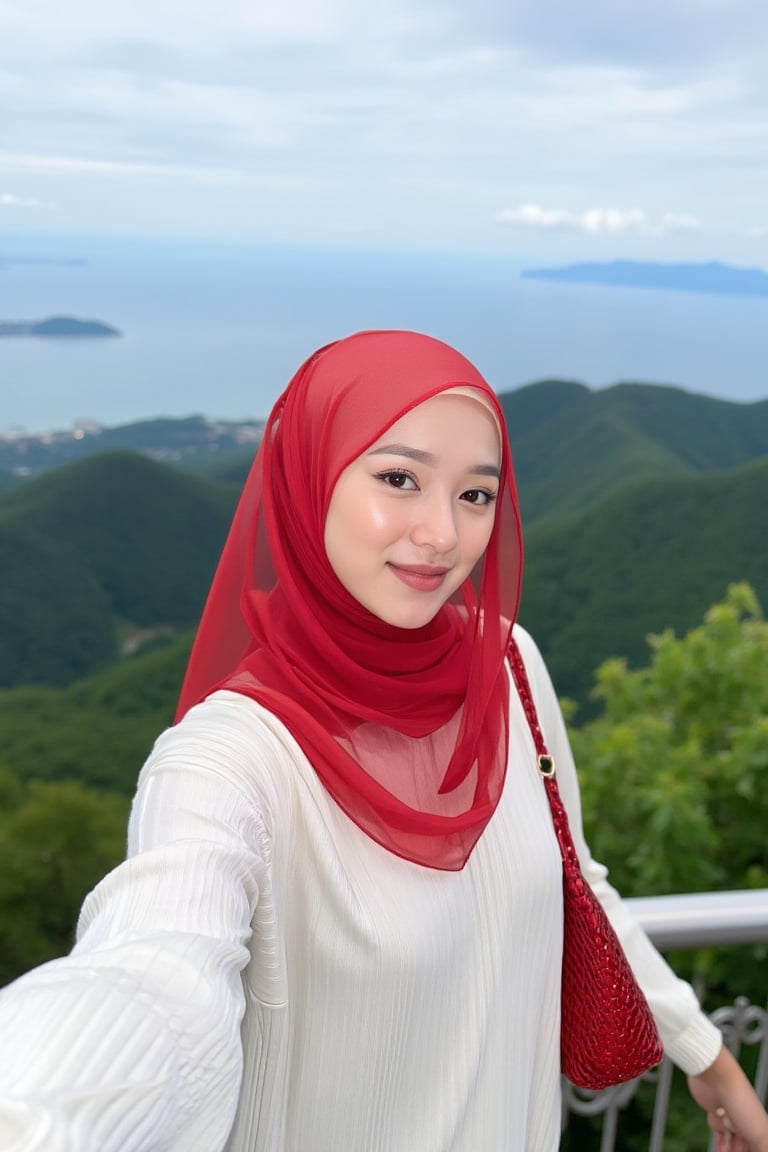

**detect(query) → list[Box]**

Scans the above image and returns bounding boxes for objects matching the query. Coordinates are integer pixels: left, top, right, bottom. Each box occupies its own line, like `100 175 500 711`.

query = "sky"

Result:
1 0 768 262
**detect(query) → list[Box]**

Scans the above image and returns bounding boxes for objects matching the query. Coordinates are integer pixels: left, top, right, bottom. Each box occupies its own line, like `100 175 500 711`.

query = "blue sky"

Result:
1 0 768 262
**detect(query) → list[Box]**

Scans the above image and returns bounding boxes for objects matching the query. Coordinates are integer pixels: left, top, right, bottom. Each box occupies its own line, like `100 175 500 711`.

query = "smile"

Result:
387 563 450 592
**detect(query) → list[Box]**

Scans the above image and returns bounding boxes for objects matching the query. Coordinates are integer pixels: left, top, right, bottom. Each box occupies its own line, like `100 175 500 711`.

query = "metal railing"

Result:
561 889 768 1152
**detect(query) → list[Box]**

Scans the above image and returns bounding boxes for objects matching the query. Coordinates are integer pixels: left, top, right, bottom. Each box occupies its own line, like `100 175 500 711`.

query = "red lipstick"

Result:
387 563 450 592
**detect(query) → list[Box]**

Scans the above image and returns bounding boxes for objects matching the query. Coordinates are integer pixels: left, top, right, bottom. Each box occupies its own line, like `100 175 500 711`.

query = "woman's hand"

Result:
687 1043 768 1152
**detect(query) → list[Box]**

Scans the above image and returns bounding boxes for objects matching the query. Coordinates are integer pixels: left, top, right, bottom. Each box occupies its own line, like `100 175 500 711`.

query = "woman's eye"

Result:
376 470 418 490
461 488 497 506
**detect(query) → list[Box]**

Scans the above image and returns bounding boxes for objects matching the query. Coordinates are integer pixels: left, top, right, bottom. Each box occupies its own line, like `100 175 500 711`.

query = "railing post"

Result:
647 1058 674 1152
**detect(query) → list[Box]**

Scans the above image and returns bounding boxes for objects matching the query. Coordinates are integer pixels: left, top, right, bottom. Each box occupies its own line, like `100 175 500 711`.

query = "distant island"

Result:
0 316 121 338
521 260 768 298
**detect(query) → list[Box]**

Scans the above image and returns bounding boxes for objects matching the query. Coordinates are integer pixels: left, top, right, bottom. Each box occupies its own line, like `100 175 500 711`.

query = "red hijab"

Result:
177 330 523 870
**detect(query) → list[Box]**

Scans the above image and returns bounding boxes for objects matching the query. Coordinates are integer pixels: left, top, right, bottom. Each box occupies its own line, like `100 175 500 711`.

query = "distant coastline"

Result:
521 260 768 298
0 316 121 339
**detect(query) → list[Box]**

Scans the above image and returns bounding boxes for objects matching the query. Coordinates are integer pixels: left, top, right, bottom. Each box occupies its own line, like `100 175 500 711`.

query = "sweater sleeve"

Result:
0 695 272 1152
513 625 723 1077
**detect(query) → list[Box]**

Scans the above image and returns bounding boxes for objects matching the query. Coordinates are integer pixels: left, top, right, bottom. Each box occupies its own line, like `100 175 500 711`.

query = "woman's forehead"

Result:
367 389 501 457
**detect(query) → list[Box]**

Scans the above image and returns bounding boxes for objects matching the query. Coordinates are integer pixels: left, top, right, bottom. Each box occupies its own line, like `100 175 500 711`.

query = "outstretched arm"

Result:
0 694 269 1152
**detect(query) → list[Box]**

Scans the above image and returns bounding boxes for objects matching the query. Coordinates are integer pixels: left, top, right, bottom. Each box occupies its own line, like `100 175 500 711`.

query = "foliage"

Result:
559 584 768 1152
0 771 130 985
571 583 768 1003
0 634 190 986
0 631 192 795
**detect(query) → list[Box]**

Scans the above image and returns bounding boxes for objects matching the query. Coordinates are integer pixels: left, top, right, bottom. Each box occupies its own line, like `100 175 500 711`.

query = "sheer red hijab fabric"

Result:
177 330 524 870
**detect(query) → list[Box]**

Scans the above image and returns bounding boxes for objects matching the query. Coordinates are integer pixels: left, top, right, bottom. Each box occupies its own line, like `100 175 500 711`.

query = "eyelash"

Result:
374 470 498 506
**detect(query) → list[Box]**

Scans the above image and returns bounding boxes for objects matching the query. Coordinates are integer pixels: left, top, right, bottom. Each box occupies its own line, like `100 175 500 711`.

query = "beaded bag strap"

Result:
507 635 585 880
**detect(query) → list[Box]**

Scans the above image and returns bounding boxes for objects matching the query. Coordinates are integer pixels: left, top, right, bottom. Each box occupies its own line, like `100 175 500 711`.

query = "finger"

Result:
711 1112 732 1152
710 1111 729 1134
714 1106 735 1134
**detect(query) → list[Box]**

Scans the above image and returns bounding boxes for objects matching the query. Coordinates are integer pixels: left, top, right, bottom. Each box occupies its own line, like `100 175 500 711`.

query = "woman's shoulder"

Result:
508 621 546 668
507 623 561 711
138 690 306 824
159 689 306 754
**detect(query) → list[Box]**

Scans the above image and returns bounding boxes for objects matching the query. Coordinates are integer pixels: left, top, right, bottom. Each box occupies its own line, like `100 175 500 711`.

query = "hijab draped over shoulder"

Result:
177 330 524 870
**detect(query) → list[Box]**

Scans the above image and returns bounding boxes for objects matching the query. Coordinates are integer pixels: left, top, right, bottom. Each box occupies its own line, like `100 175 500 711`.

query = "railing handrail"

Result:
624 888 768 950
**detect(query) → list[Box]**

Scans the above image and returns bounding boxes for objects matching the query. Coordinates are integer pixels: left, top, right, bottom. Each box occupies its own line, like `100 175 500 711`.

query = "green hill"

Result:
0 520 115 686
7 379 768 527
520 456 768 707
499 381 768 523
2 378 768 698
0 452 236 687
176 446 255 486
0 631 192 795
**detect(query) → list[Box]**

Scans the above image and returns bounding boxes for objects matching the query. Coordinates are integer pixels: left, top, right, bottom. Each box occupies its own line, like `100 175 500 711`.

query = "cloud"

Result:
438 0 768 78
495 203 703 236
0 152 241 184
0 192 48 209
660 212 702 233
0 0 765 249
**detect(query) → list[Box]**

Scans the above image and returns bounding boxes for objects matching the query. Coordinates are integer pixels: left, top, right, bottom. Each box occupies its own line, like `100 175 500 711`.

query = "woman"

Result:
0 330 766 1152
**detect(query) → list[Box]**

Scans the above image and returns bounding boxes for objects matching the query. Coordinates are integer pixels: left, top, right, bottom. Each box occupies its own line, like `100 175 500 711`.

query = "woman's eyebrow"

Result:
368 443 437 465
368 444 500 479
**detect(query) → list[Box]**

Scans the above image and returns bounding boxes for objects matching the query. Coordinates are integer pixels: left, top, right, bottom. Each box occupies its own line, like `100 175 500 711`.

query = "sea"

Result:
1 233 767 434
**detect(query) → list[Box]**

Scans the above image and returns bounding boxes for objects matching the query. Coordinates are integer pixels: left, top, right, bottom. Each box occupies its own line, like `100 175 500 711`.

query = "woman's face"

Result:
324 392 501 629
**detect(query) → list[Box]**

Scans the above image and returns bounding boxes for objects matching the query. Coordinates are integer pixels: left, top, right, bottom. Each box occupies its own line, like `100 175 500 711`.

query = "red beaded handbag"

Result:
508 637 664 1090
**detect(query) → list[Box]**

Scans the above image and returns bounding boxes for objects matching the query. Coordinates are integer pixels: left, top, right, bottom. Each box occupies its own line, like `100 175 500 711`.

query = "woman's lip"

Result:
387 563 450 591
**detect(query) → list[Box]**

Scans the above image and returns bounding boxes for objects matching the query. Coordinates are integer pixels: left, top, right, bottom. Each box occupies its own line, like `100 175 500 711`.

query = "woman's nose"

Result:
410 493 458 553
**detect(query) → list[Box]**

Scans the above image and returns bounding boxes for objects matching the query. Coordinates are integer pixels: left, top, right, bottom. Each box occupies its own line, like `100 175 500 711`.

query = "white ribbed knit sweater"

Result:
0 627 721 1151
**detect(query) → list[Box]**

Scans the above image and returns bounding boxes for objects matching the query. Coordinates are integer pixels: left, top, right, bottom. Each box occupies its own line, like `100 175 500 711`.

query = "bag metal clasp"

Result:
538 754 556 778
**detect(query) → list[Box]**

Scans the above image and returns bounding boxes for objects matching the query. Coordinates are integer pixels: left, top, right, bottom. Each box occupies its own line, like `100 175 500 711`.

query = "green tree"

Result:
0 772 129 986
570 582 768 1001
562 585 767 1152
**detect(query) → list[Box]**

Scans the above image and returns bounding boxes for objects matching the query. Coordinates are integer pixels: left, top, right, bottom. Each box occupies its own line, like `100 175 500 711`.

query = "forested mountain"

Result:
0 452 236 687
186 380 768 523
193 380 768 520
498 380 768 522
5 379 768 514
520 456 768 705
1 377 766 697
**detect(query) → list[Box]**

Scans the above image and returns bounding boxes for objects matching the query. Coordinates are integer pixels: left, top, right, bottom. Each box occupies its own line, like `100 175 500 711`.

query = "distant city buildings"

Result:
0 417 265 477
